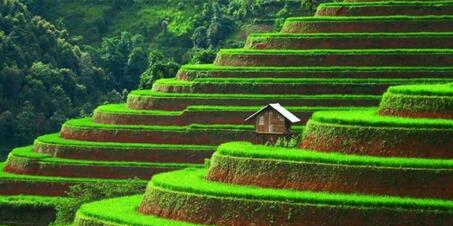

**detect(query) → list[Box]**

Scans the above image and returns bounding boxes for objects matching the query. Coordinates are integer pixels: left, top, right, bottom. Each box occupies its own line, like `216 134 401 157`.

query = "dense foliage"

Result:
0 0 114 151
52 179 145 225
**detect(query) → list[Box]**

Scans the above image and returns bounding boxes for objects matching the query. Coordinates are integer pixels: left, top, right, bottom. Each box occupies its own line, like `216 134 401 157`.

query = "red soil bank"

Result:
379 109 453 120
33 143 213 163
127 95 379 111
301 122 453 159
60 127 257 146
207 154 452 199
281 20 453 33
4 157 182 180
139 187 452 226
0 179 73 196
214 53 453 67
316 6 453 17
93 109 314 126
177 69 453 80
175 82 393 95
245 37 453 50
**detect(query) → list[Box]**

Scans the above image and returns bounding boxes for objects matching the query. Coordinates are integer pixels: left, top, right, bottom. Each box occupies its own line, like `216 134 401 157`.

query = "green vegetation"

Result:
129 90 381 100
216 142 453 169
8 146 201 168
319 1 453 7
75 195 200 226
181 64 453 72
149 168 453 211
63 118 255 131
218 48 453 55
247 32 453 39
96 103 372 115
53 179 145 225
35 133 215 151
310 110 453 128
387 83 453 96
285 15 453 22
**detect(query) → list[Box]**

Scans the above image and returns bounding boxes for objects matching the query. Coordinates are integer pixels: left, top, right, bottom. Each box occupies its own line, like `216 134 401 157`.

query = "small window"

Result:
258 115 265 125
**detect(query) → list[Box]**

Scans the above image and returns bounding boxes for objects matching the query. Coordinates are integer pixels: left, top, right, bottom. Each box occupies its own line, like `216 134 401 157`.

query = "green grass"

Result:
8 146 201 168
216 142 453 169
0 194 68 207
285 15 453 22
36 133 215 151
0 162 146 184
96 103 372 115
129 90 381 100
149 168 453 211
218 48 453 55
180 64 453 72
319 1 453 8
95 104 182 116
75 195 201 226
179 77 453 84
387 83 453 96
310 110 453 129
63 118 255 131
247 32 453 39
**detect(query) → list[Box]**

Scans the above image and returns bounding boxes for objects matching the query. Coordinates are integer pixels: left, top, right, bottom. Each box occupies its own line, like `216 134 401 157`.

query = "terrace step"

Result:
152 78 453 95
34 133 215 163
302 110 453 159
127 90 380 110
244 32 453 50
208 142 453 199
93 104 370 125
4 146 201 180
0 163 147 196
0 195 67 225
316 1 453 16
60 118 261 145
214 49 453 67
379 83 453 119
281 16 453 33
138 168 453 226
74 195 198 226
178 65 453 80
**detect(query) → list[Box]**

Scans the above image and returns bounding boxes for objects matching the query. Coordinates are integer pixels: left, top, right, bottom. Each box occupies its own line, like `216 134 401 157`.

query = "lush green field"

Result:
247 32 453 39
310 110 453 128
148 168 453 211
387 83 453 96
217 48 453 55
181 64 453 72
35 133 215 151
319 1 453 7
75 195 200 226
130 90 381 100
285 15 453 22
216 142 453 169
8 146 201 168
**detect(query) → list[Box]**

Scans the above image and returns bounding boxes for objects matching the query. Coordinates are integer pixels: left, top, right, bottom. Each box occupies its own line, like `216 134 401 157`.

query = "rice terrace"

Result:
0 0 453 225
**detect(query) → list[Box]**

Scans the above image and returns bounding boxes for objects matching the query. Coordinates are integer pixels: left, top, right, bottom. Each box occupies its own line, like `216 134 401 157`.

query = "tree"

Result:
191 26 208 48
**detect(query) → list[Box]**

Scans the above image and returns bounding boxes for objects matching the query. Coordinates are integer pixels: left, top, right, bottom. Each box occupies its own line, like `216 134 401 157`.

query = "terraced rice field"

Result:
2 0 453 225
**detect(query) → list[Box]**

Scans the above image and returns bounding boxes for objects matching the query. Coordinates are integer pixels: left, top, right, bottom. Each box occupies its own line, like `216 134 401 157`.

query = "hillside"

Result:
0 0 453 225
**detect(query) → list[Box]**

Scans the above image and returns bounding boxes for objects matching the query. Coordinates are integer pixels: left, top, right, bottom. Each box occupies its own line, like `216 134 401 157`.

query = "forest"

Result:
0 0 325 159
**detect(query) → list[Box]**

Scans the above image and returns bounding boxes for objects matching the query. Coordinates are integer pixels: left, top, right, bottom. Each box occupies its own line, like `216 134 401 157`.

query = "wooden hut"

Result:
245 103 301 136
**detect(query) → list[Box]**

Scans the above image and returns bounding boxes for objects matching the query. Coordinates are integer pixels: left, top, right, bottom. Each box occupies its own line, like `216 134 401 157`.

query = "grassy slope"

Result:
149 168 453 211
310 110 453 128
387 83 453 96
36 133 215 151
75 195 201 226
216 142 453 169
319 1 453 7
8 146 201 168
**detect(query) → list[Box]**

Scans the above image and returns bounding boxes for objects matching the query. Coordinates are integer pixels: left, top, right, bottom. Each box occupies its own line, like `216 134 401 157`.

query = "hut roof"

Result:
245 103 301 123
